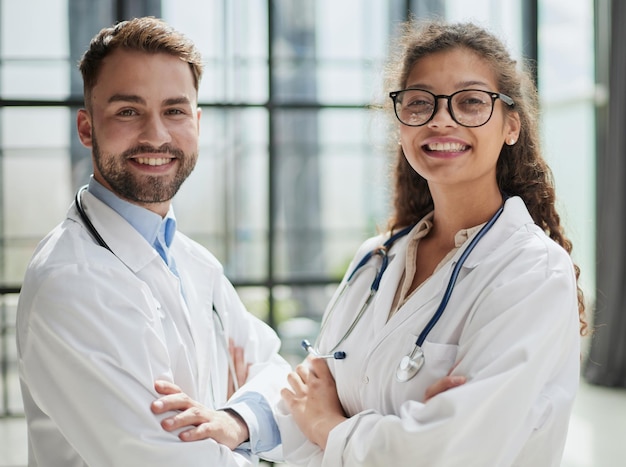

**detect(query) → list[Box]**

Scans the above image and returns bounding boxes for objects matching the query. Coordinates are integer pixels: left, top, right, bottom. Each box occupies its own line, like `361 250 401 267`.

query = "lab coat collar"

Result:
69 190 161 274
376 196 533 331
457 196 533 269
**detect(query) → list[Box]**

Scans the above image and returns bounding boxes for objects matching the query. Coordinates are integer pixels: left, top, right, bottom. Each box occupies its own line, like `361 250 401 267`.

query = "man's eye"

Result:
118 109 137 116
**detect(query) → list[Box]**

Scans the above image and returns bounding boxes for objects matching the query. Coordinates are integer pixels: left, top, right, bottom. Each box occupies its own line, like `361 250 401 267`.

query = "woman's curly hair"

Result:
383 20 587 335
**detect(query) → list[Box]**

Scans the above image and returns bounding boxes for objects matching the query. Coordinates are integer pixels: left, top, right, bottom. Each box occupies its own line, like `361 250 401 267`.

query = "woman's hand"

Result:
280 357 465 450
424 374 466 402
280 357 347 450
151 380 249 449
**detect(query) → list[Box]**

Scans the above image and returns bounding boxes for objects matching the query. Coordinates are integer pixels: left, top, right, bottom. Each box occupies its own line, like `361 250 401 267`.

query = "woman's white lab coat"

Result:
277 196 581 467
17 191 290 467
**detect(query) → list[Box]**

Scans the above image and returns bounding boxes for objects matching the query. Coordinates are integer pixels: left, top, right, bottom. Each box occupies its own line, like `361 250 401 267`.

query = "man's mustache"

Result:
122 144 184 159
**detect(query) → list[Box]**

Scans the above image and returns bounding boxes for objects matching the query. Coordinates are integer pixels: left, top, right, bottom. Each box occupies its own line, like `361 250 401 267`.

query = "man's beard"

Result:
92 131 197 204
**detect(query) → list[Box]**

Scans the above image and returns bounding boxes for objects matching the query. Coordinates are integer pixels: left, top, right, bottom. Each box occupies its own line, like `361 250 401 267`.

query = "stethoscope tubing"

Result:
74 185 240 397
75 185 113 253
316 223 416 353
312 199 506 380
414 202 505 347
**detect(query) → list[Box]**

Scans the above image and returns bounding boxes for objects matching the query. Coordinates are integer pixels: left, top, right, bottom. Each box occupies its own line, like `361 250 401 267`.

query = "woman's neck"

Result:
428 184 503 242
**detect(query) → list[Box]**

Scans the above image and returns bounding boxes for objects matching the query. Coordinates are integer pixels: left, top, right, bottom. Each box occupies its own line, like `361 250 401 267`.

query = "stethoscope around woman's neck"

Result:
302 199 507 382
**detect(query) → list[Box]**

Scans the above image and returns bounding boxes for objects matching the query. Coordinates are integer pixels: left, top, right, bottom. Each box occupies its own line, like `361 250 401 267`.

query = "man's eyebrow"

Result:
164 96 193 106
106 95 193 107
108 94 145 104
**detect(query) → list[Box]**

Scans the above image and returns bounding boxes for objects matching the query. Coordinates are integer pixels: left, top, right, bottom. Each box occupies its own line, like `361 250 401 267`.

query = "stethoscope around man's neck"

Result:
74 185 242 396
75 185 113 253
302 199 506 383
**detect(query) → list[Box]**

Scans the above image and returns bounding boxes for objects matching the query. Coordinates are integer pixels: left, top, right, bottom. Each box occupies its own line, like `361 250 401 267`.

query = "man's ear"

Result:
77 109 93 148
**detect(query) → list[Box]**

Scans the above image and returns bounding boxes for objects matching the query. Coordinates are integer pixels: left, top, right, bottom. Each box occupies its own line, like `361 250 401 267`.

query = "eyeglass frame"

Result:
388 88 515 128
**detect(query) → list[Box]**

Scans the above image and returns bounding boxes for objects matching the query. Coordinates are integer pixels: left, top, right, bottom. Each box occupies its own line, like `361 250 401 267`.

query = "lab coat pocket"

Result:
419 338 459 380
390 335 459 408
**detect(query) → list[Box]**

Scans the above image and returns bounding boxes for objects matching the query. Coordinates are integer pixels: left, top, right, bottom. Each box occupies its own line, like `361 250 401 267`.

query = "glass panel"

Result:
2 147 72 283
0 0 68 58
273 284 337 366
176 108 269 280
1 107 71 148
274 108 389 280
538 0 596 297
162 0 269 103
0 294 22 415
1 107 73 283
1 61 70 100
272 0 401 104
445 0 523 58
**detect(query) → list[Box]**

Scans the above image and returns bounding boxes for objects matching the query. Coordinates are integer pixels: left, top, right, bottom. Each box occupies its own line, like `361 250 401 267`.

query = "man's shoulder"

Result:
172 231 224 270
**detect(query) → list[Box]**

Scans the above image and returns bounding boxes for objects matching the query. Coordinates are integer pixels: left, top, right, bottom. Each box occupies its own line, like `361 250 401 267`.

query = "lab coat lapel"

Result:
173 245 220 407
382 197 533 340
368 229 448 335
70 193 210 400
69 191 157 273
379 258 455 348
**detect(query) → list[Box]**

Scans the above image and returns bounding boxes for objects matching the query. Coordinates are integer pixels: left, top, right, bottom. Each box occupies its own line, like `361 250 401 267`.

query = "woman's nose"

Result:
428 98 457 127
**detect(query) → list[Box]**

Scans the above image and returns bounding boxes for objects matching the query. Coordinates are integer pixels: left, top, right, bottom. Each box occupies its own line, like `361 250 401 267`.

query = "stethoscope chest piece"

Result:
395 345 425 382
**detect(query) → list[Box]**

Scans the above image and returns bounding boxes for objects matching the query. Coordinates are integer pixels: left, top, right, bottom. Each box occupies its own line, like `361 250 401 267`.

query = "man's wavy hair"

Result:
79 16 203 109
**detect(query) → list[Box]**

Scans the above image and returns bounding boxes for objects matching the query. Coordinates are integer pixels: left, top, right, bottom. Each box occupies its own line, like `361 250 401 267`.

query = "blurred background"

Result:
1 0 625 466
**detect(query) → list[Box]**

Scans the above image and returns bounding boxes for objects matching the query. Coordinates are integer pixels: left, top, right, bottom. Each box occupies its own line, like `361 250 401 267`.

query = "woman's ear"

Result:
77 109 93 148
505 111 521 146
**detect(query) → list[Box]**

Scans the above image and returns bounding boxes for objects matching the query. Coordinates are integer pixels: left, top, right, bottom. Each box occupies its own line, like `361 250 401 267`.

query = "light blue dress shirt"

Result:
87 178 280 454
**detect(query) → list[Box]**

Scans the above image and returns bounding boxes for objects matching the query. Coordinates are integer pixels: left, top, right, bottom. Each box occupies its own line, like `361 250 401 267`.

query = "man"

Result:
16 17 289 466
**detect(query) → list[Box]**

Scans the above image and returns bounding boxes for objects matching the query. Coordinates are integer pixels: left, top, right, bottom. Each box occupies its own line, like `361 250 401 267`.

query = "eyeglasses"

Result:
389 88 515 128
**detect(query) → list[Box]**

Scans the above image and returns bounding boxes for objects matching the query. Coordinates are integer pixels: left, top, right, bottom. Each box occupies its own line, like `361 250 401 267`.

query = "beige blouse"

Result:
389 212 484 319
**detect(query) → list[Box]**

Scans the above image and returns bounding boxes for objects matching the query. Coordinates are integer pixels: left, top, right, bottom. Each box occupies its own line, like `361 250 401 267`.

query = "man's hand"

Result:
227 338 250 399
151 380 249 449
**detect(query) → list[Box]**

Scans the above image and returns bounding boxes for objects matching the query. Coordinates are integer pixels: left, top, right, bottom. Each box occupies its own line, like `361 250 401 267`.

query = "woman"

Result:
278 20 587 467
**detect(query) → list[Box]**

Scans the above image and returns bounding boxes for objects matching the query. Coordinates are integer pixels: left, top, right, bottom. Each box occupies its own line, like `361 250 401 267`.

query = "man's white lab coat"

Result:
17 191 290 467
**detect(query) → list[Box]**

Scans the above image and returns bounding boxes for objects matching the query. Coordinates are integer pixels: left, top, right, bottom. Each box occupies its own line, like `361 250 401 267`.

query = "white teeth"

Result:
426 142 468 152
135 157 171 166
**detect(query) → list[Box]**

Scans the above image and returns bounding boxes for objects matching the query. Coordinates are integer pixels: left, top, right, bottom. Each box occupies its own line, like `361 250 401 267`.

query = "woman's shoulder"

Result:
499 197 574 270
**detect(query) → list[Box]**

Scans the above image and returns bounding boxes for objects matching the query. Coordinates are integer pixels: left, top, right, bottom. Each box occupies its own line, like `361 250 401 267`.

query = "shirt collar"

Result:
407 211 485 248
87 177 177 248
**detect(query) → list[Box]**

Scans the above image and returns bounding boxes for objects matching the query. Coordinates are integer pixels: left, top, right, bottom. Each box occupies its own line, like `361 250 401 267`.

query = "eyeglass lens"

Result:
394 89 495 127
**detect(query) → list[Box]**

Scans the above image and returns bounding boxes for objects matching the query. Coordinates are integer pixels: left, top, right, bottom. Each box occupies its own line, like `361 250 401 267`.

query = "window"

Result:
0 0 595 415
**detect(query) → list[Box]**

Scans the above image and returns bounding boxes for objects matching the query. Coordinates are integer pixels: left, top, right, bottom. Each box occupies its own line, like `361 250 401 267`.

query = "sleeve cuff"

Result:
223 391 281 454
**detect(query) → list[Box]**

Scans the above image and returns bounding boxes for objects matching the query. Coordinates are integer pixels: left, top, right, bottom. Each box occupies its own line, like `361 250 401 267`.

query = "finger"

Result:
424 375 466 402
227 372 235 400
286 371 307 395
280 387 296 407
161 406 207 432
295 363 311 381
179 426 208 442
154 380 183 396
151 392 192 414
232 346 248 387
308 357 332 379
